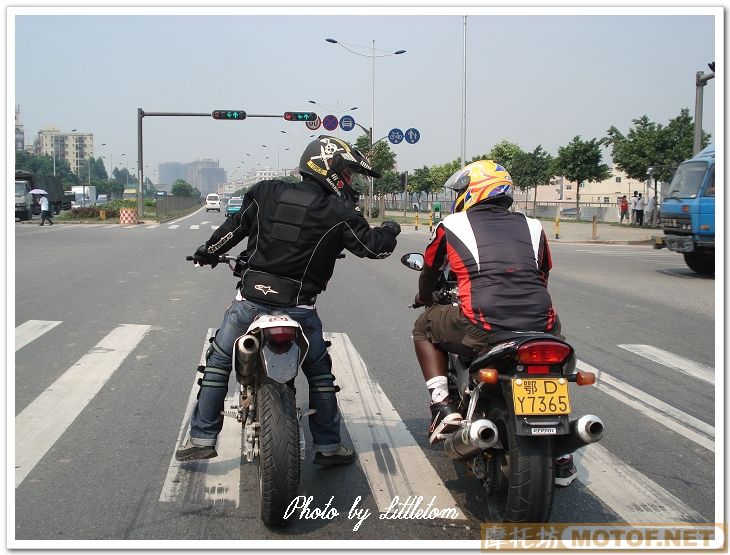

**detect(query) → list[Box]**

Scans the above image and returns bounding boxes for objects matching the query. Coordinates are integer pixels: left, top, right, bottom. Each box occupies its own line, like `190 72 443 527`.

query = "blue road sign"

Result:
322 114 339 131
405 128 421 144
339 115 355 131
388 128 404 144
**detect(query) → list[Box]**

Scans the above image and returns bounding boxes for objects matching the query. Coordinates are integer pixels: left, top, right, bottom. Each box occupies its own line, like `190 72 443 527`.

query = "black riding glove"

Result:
193 245 219 268
380 220 401 236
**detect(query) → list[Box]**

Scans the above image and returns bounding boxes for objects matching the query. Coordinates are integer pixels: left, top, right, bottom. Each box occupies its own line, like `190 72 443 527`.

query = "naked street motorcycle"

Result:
188 253 308 527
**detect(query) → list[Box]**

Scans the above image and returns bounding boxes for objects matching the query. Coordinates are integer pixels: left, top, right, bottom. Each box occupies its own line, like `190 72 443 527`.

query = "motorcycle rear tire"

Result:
257 381 300 527
484 401 554 523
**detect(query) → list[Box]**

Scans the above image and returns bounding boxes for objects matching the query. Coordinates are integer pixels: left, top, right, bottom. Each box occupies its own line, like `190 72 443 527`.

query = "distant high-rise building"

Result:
15 106 24 151
159 158 227 195
158 162 188 192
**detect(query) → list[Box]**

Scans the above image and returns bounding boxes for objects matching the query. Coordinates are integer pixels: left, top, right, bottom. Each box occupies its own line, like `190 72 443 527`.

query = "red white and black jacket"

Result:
423 204 557 332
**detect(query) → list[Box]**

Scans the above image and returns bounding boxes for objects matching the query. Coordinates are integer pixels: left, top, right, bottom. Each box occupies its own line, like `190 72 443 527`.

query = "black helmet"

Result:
299 135 381 201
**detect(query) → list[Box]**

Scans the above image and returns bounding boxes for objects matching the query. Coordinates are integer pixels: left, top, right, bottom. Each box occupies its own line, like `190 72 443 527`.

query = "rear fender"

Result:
246 314 309 384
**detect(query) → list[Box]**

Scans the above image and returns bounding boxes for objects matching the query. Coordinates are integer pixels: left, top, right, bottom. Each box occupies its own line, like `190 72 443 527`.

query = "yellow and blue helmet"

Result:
447 160 513 213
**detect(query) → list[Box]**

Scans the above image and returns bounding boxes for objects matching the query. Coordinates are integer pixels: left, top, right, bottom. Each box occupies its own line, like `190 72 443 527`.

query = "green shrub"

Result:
370 206 379 218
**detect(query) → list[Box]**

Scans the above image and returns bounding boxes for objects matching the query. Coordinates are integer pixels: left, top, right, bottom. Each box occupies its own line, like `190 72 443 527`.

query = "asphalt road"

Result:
12 208 717 546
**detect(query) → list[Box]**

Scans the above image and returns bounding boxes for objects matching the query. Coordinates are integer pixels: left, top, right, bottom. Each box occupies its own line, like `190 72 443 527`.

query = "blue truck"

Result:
659 144 715 274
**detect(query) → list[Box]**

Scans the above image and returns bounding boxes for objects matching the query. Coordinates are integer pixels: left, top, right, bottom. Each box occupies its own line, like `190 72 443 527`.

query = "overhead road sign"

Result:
405 128 421 144
388 128 404 144
306 116 322 130
322 114 339 131
339 115 356 131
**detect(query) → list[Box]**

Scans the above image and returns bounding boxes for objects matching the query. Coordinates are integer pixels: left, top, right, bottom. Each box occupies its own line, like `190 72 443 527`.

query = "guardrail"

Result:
155 196 201 220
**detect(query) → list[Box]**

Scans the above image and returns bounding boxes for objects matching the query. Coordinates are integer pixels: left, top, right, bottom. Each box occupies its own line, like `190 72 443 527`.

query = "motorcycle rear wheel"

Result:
257 381 300 527
483 400 554 523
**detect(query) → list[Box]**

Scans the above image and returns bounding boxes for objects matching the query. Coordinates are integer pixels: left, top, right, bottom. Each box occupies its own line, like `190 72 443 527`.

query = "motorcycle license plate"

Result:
512 377 571 416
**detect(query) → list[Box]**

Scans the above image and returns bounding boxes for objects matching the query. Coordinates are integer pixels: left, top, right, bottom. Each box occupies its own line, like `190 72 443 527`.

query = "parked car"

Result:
97 194 109 204
226 197 243 217
206 193 221 212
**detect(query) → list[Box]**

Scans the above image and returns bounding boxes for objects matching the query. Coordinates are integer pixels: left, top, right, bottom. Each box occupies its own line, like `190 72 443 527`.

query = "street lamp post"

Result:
325 38 406 218
693 62 715 155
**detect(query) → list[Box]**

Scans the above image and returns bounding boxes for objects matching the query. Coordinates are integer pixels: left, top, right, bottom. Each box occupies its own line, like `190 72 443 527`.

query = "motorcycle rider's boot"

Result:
429 398 463 444
175 439 218 462
313 444 356 467
554 454 577 487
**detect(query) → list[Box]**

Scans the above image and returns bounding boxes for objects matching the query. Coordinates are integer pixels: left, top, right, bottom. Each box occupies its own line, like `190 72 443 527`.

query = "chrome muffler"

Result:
444 419 499 460
234 334 260 384
554 414 605 456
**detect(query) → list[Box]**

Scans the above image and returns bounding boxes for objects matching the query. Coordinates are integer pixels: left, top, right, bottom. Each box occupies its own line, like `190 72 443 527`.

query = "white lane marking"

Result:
168 225 179 230
146 224 160 229
578 359 714 452
123 225 137 229
327 332 464 518
15 324 150 488
575 443 705 523
201 221 211 225
160 329 241 507
618 344 714 385
15 320 62 351
190 225 200 230
167 206 205 224
211 225 219 230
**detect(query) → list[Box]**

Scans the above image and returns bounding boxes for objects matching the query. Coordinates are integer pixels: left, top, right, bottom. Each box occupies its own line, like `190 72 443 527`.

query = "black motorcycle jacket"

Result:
202 176 398 306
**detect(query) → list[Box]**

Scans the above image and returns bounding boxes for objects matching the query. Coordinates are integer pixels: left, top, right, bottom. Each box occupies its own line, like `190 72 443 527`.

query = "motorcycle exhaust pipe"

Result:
554 414 604 457
234 334 260 384
444 419 499 461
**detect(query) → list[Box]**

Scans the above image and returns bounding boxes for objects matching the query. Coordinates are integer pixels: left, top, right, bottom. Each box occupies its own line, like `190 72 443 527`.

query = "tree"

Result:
171 179 196 197
552 136 611 218
510 146 554 214
15 150 77 187
486 140 525 171
605 109 710 198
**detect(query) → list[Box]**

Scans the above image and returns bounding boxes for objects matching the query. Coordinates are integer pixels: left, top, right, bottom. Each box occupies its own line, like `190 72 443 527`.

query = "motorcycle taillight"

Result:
516 340 570 364
264 326 297 344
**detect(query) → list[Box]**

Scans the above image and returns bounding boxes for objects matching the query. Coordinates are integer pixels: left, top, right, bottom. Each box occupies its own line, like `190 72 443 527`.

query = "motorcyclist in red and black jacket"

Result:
412 159 576 486
176 136 400 466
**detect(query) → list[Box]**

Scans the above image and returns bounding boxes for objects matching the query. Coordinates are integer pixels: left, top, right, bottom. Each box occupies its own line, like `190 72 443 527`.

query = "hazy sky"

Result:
11 7 719 183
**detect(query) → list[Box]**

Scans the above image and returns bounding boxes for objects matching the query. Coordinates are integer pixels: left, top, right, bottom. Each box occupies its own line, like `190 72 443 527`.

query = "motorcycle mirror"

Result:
400 253 424 271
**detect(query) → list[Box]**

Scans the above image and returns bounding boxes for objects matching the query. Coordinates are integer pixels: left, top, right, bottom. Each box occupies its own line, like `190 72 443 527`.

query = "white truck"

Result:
71 185 97 203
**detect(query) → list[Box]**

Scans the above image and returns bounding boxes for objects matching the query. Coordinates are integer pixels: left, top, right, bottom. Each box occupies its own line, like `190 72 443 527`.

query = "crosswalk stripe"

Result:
168 225 179 229
103 224 120 228
578 359 714 452
15 324 150 488
618 344 714 385
211 225 219 230
327 332 464 518
159 329 241 507
574 443 704 523
146 224 160 229
190 225 199 230
15 320 62 351
122 225 136 229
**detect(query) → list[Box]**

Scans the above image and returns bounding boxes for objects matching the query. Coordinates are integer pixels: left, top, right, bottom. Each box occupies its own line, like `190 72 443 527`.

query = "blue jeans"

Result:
189 298 342 453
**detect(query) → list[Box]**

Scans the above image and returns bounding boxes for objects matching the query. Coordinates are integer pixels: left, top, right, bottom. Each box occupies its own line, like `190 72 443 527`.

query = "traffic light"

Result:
283 112 317 122
212 110 247 120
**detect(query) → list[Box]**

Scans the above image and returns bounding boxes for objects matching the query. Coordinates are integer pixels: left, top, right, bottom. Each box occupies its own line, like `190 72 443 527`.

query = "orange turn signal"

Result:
477 368 499 384
576 370 596 386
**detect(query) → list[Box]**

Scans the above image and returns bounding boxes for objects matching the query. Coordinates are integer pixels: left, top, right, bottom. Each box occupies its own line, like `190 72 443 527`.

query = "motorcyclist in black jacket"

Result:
176 135 401 466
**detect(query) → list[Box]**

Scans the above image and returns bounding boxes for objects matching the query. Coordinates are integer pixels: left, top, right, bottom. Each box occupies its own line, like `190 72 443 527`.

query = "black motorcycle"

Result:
402 252 605 522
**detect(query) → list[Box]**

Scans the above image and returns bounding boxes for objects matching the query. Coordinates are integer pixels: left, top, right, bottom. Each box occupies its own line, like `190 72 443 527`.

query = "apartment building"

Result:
36 127 94 175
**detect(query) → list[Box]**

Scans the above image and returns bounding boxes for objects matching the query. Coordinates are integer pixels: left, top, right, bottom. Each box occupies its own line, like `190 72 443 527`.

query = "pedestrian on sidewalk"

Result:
619 195 629 224
630 191 639 224
645 195 657 227
635 193 645 226
39 194 53 226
